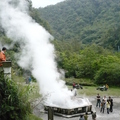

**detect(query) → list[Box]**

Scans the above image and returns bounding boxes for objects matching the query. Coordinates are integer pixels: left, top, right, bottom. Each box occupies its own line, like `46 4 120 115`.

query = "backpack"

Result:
92 113 96 119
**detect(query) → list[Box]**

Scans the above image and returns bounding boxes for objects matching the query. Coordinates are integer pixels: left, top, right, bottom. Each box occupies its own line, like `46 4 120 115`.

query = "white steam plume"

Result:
0 0 91 108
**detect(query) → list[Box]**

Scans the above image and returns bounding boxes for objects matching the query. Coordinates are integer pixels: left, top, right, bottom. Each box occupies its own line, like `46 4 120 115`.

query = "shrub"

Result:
94 63 120 86
0 71 31 120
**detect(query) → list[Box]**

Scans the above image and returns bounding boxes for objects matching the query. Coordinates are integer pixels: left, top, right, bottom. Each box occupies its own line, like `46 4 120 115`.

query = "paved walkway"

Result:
33 97 120 120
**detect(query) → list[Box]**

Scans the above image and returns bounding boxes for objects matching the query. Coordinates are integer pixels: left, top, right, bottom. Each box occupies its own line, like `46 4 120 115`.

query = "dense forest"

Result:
53 40 120 86
0 0 120 86
38 0 120 50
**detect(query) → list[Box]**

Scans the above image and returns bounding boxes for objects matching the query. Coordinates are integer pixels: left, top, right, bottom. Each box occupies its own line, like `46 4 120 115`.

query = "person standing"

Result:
0 47 7 66
100 99 105 113
96 93 101 107
73 82 76 89
73 88 77 96
109 96 113 112
84 112 88 120
102 95 107 108
105 84 109 91
103 95 107 102
79 114 85 120
106 99 110 114
28 76 32 83
91 111 96 120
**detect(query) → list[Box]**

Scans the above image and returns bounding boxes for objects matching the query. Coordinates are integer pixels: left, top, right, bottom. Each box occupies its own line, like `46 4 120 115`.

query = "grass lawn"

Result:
26 114 43 120
68 85 120 97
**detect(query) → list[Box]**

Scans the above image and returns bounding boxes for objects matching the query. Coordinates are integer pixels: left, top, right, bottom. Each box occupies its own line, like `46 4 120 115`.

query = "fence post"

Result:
48 107 54 120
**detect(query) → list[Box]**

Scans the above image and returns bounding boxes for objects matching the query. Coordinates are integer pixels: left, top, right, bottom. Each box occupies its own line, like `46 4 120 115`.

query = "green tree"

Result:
94 63 120 85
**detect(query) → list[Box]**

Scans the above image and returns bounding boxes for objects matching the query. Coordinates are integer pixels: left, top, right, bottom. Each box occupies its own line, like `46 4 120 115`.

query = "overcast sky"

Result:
31 0 65 8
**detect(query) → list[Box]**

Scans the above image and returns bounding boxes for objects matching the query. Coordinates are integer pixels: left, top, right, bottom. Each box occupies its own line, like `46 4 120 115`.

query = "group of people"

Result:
79 93 113 120
96 93 113 114
73 82 83 89
79 111 96 120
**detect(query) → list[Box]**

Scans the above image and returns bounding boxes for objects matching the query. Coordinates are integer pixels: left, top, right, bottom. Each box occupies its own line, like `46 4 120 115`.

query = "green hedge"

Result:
65 78 96 86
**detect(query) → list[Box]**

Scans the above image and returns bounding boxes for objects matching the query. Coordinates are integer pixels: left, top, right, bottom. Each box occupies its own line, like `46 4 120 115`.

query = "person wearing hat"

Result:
0 47 7 66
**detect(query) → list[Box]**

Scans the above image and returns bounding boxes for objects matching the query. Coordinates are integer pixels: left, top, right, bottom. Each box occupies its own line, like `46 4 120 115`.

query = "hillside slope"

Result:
38 0 120 44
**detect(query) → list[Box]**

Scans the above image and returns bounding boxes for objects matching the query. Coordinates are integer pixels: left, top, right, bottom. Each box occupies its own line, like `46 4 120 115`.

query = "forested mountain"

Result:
1 0 120 86
38 0 120 49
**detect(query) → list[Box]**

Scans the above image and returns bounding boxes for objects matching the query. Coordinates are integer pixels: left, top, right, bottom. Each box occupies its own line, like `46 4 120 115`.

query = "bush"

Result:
94 63 120 86
0 71 31 120
65 78 95 86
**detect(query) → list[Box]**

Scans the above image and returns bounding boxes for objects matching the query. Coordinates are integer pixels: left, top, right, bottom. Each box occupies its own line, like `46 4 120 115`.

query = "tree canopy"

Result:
38 0 120 49
1 0 120 86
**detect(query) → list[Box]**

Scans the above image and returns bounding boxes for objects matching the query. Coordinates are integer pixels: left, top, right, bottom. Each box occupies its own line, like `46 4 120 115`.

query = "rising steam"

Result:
0 0 91 108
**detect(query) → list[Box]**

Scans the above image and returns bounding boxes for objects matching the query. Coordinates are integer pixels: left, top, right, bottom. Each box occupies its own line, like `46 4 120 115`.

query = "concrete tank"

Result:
44 97 94 118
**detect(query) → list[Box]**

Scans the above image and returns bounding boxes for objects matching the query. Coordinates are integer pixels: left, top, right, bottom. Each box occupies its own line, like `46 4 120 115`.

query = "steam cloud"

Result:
0 0 91 108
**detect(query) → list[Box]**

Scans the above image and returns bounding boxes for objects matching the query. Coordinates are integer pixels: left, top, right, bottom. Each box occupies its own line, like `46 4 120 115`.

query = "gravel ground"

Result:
33 96 120 120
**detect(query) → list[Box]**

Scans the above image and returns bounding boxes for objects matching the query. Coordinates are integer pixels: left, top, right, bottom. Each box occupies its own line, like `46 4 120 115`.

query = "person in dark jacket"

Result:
96 93 101 107
109 96 113 112
91 111 96 120
100 99 106 113
79 114 85 120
